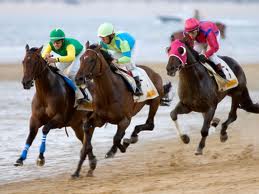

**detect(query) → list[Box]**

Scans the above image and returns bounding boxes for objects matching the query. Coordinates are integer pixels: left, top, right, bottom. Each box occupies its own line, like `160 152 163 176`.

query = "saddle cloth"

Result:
202 58 239 92
115 67 159 103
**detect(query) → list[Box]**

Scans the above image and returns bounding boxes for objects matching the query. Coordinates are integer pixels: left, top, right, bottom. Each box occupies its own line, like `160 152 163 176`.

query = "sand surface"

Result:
0 63 259 194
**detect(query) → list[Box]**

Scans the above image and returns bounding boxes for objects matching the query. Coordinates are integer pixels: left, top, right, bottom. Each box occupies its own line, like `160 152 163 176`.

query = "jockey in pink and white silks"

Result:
184 18 226 79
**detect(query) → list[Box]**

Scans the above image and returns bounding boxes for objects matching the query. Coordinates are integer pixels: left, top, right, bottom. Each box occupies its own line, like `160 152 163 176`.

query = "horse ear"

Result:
37 45 43 54
85 41 90 49
178 46 186 56
25 44 29 51
96 44 102 51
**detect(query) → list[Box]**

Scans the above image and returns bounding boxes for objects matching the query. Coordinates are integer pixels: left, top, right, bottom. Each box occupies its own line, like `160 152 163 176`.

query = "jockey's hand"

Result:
46 57 56 64
199 54 207 63
44 53 52 59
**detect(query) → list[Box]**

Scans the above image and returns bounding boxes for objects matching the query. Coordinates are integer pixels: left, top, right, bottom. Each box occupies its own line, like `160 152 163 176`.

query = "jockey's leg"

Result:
209 54 226 79
66 56 89 104
127 63 143 96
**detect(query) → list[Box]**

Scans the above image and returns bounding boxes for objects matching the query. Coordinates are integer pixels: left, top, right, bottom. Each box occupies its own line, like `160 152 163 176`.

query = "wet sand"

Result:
0 63 259 194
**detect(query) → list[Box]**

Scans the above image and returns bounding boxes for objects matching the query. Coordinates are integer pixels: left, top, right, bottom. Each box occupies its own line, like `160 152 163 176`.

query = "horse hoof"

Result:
71 172 80 178
211 118 220 127
123 138 131 145
14 159 23 167
130 136 138 144
89 157 97 170
195 148 203 155
87 170 94 177
36 158 45 166
180 134 190 144
220 134 228 142
105 151 115 159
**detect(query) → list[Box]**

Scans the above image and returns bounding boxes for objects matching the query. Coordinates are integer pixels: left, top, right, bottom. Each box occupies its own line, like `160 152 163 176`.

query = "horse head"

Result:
22 44 44 89
76 41 113 85
166 38 199 77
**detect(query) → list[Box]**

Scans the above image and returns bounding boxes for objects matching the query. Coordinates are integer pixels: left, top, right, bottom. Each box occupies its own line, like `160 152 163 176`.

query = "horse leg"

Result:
195 108 216 155
106 118 130 158
37 119 60 166
220 97 239 142
72 122 96 178
127 98 160 144
170 101 191 144
14 117 41 166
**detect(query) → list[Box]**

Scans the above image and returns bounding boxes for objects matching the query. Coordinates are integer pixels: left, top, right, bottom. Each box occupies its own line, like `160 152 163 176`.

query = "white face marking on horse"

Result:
84 56 89 60
27 56 31 60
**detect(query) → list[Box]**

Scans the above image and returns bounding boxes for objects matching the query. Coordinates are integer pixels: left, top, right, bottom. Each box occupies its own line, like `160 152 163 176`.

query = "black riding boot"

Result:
216 63 226 79
77 87 90 104
133 76 143 96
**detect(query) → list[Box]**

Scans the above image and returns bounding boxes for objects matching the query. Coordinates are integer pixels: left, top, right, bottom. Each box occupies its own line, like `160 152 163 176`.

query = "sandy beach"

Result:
0 63 259 194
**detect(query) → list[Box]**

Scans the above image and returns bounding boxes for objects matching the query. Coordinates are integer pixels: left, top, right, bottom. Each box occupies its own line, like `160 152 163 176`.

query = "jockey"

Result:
42 28 88 104
97 22 143 96
184 18 226 79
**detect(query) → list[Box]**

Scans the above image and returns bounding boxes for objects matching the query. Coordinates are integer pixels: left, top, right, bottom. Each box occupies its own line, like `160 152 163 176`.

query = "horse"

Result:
14 45 94 168
170 22 226 42
71 41 172 177
166 39 259 155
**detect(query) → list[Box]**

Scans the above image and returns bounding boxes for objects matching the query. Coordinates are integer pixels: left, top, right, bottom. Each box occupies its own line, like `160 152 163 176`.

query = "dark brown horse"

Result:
171 22 226 42
72 41 171 177
14 45 93 168
166 39 259 155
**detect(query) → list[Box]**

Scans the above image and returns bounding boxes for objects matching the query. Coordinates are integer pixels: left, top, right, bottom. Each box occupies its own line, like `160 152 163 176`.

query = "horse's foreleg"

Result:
72 121 96 178
220 98 239 142
170 101 191 144
128 99 160 144
105 118 130 159
37 119 60 166
195 108 216 155
14 117 41 166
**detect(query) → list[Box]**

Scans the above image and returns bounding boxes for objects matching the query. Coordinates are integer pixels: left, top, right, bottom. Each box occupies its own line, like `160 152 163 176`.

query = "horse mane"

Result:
89 44 114 64
29 47 39 52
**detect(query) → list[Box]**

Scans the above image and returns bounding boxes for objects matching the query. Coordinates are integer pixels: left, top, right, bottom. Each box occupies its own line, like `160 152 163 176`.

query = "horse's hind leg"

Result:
14 117 41 166
127 99 160 144
195 108 216 155
170 101 191 144
220 97 239 142
105 118 130 158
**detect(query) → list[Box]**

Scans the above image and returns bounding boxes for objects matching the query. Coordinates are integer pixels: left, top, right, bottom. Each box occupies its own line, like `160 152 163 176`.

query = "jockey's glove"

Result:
199 54 207 63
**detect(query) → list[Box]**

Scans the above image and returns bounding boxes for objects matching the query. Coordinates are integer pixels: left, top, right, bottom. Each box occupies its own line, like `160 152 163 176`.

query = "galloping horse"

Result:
14 45 93 167
72 42 171 177
171 22 226 42
166 39 259 155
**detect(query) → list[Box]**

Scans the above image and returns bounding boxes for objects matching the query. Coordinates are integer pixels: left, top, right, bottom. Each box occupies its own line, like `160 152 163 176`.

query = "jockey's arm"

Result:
57 44 76 63
117 40 131 64
41 43 52 59
205 32 219 58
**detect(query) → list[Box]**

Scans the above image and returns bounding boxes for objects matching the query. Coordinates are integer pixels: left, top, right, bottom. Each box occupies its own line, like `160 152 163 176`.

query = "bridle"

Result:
26 52 49 80
83 49 107 78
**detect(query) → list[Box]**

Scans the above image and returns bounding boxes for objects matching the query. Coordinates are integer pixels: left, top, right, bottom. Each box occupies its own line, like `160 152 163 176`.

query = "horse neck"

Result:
35 65 58 97
93 57 120 104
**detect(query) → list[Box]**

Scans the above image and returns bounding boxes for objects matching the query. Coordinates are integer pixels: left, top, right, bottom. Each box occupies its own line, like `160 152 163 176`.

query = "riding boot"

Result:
216 63 226 79
76 87 90 105
133 76 143 96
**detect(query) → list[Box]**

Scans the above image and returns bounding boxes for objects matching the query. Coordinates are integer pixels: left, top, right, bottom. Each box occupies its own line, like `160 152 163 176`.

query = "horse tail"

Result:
239 87 259 113
160 81 172 106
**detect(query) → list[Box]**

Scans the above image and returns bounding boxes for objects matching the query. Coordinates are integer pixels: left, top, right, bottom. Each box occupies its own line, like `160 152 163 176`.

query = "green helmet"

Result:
50 28 65 42
97 23 114 37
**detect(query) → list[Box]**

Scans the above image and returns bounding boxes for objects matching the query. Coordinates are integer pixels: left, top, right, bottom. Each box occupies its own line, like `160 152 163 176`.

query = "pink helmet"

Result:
184 18 200 32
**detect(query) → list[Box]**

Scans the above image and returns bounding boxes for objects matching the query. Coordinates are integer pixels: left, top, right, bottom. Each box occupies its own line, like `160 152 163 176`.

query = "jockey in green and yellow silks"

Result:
42 28 88 104
97 23 143 96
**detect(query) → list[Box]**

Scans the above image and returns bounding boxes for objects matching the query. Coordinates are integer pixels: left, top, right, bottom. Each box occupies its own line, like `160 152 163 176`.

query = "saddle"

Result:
202 58 239 92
